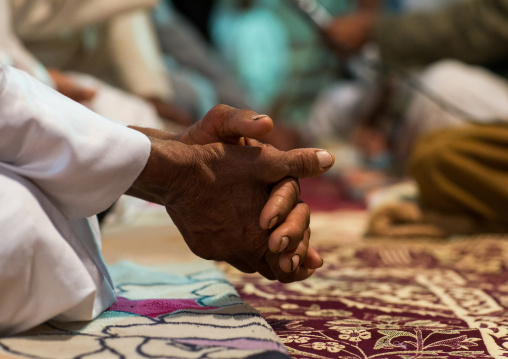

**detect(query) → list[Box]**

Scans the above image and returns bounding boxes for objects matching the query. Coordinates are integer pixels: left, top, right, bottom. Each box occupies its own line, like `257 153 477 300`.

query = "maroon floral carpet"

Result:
221 211 508 359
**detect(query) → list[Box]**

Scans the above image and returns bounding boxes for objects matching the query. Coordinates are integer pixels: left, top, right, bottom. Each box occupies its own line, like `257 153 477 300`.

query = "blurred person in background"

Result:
322 0 508 238
209 0 358 150
316 0 508 168
304 0 508 199
2 0 173 130
151 0 252 117
11 0 196 127
12 0 254 129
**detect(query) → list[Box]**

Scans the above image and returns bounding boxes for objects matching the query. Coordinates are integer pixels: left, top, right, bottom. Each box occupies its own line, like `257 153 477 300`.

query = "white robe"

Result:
0 65 151 335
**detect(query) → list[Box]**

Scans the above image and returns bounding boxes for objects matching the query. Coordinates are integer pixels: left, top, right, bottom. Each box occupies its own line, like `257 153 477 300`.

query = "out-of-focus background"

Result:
5 1 508 358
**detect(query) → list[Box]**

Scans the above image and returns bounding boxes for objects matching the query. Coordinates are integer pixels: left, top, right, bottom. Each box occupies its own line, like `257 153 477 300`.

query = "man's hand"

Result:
48 68 96 103
128 105 334 282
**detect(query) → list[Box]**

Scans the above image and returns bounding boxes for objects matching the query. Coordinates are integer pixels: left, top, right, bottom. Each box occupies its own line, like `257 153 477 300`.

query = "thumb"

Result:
285 148 335 179
254 146 335 183
179 104 273 145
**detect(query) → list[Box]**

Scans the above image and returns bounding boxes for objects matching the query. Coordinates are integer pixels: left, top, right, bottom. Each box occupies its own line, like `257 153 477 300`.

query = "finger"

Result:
179 104 274 145
70 85 96 102
302 244 323 270
279 227 310 273
265 252 316 283
260 178 300 230
252 147 335 183
60 82 96 102
267 202 310 253
48 69 95 102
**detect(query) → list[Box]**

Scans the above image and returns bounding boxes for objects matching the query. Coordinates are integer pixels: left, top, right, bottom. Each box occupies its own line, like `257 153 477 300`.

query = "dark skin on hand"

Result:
48 68 96 103
127 105 335 283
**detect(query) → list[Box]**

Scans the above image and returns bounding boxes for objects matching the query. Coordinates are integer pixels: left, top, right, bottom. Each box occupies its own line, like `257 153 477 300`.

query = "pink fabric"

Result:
108 296 219 318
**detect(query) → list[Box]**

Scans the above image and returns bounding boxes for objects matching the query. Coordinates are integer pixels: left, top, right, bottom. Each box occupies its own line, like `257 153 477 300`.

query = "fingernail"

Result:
268 216 278 229
278 236 289 252
290 255 300 272
320 257 324 268
250 114 268 121
317 150 333 168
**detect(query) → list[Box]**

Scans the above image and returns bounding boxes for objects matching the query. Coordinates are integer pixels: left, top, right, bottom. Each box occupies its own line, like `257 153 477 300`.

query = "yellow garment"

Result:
409 124 508 229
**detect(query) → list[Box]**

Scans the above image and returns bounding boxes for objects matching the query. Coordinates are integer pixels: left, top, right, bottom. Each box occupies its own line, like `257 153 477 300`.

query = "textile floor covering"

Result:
1 178 508 358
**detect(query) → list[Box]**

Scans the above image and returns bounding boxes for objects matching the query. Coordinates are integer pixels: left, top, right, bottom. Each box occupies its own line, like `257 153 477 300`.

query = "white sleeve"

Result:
0 65 151 219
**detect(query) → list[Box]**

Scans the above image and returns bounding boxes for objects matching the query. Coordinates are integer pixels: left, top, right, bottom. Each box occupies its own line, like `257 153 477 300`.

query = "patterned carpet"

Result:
0 260 289 359
220 211 508 359
2 202 508 358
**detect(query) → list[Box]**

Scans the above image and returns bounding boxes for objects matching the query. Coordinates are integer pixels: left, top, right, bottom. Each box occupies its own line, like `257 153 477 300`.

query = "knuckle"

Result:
271 193 290 207
210 104 230 114
289 150 315 178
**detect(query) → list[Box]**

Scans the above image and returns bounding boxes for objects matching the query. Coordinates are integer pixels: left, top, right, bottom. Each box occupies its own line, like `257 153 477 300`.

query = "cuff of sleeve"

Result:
76 125 152 218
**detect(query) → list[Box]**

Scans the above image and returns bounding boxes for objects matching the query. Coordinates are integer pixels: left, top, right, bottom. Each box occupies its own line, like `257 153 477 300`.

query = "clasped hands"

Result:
127 105 334 283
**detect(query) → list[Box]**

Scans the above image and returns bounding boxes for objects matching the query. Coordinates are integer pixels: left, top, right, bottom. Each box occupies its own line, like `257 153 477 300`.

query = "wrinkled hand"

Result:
128 105 334 282
48 68 96 103
324 11 376 57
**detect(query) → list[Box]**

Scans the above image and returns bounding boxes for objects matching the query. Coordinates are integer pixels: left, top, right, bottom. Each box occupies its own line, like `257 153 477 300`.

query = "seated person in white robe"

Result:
0 65 333 335
0 0 171 131
12 0 195 126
